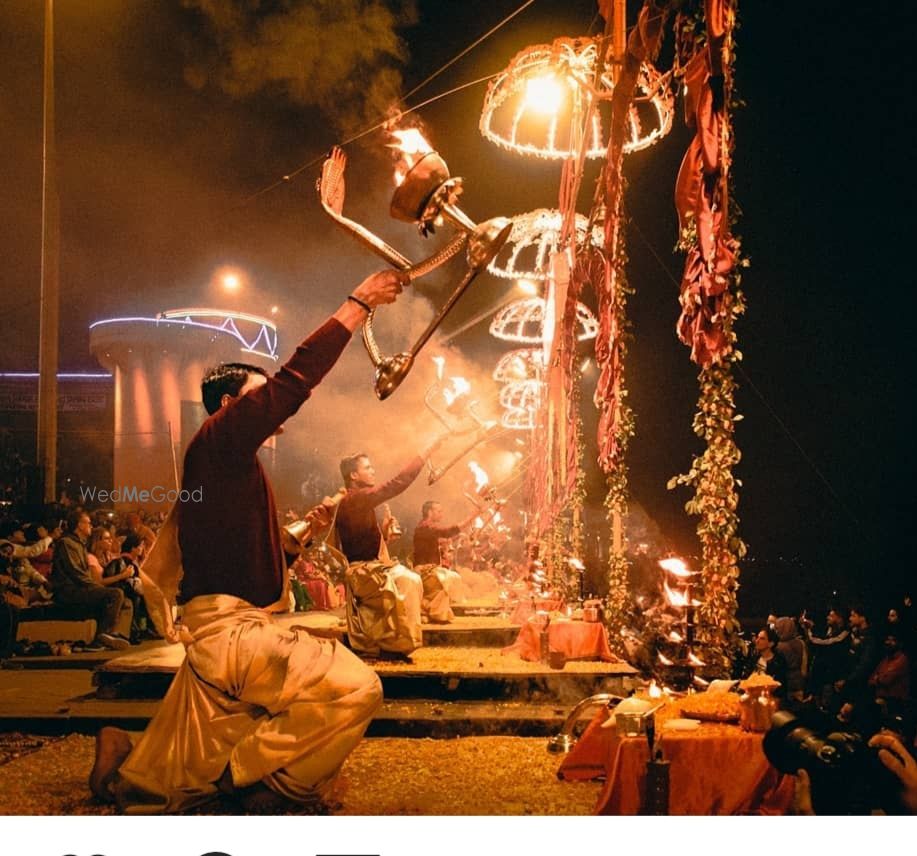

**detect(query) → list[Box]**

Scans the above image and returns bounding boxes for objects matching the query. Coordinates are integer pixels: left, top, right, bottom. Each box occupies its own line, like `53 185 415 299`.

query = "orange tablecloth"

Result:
558 707 794 815
502 618 618 662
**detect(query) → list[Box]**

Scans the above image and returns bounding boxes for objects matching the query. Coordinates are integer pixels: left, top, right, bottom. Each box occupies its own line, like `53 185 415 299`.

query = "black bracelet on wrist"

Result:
347 294 372 313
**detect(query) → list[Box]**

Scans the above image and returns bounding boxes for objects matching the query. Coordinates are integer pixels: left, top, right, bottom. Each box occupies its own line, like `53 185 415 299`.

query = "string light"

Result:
489 297 598 343
487 209 604 282
492 348 544 383
480 36 673 159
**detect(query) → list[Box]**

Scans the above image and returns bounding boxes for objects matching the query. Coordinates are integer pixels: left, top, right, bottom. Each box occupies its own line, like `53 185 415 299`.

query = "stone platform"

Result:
2 609 639 739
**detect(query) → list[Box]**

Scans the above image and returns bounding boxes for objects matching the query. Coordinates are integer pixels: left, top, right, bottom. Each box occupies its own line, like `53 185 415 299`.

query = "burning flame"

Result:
492 511 502 525
648 680 663 699
693 675 711 689
664 581 689 608
659 557 692 577
567 557 585 571
443 376 471 407
668 630 684 643
468 460 490 491
473 516 484 529
389 128 433 186
658 652 675 666
432 355 445 381
687 651 706 667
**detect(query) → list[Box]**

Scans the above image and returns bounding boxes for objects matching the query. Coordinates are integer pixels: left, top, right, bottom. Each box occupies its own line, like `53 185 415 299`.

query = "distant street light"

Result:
211 265 247 296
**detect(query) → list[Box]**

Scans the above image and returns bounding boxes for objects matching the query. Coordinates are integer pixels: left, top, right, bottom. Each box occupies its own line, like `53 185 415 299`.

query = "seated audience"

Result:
745 626 788 697
52 510 130 651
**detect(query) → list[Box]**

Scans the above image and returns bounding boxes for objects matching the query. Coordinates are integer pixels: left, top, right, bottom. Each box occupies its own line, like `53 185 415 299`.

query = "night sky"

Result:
1 1 913 614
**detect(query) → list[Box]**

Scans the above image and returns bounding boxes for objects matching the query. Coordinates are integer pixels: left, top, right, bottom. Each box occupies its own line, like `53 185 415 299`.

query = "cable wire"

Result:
627 215 861 528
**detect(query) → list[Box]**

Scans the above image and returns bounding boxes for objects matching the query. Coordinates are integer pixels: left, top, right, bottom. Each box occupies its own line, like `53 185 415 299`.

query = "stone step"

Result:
451 604 505 617
0 669 597 739
5 613 520 671
88 643 637 705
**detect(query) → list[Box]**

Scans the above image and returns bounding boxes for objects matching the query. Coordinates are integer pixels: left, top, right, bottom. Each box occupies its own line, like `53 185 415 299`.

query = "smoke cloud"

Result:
273 280 521 542
181 0 418 134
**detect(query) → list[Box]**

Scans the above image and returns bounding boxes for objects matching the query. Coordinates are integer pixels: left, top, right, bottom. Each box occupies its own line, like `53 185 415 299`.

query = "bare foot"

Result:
89 726 133 802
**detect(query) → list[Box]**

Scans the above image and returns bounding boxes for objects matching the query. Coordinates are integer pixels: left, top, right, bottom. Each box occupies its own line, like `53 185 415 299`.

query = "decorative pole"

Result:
594 0 673 642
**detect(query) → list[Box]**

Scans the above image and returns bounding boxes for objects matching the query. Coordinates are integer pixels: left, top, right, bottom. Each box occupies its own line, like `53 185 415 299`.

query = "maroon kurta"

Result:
412 520 461 566
336 457 424 562
177 318 351 607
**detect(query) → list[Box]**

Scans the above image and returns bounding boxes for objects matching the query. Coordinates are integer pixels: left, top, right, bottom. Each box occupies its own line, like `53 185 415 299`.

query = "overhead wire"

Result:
627 215 861 528
239 0 540 208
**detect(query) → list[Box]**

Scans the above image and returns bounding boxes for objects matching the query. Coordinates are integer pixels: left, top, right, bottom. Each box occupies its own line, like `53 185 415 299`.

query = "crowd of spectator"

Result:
1 507 164 658
745 599 917 813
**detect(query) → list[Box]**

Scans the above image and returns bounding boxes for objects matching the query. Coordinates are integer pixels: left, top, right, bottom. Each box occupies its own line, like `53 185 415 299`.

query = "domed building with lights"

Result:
89 308 279 510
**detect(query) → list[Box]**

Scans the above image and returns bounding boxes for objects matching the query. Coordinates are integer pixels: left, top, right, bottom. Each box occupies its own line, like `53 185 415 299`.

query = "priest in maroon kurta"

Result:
335 447 443 656
91 271 405 814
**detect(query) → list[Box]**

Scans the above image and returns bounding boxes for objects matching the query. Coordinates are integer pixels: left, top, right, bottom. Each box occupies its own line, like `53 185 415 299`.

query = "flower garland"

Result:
668 0 745 671
602 227 634 644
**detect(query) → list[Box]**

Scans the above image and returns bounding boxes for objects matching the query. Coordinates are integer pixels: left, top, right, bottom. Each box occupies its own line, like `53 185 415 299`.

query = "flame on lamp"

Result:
567 557 585 571
687 651 706 667
432 355 445 381
664 581 689 608
468 460 490 491
648 680 663 699
659 557 692 577
389 128 433 186
658 652 675 666
668 630 684 643
443 376 471 407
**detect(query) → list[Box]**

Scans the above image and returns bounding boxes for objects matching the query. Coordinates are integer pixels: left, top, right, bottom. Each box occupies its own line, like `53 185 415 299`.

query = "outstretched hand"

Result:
420 432 450 459
792 769 815 815
320 146 347 216
869 731 917 813
352 269 407 309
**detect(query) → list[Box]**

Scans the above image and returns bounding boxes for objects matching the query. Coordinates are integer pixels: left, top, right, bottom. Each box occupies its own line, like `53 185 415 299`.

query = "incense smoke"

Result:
180 0 418 134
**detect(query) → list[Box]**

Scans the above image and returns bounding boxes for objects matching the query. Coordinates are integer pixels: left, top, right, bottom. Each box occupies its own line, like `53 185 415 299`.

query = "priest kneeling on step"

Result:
88 269 405 814
412 500 479 623
334 441 445 659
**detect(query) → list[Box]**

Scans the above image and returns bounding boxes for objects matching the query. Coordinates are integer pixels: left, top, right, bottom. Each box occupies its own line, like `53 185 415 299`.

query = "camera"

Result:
763 709 903 814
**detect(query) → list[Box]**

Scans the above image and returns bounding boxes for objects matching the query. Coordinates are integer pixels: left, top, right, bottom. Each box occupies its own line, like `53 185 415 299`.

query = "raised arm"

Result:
11 536 53 559
805 627 850 647
206 270 406 455
360 436 447 507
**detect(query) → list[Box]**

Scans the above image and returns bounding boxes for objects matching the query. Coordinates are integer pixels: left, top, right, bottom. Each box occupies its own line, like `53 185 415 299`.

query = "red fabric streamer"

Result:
673 0 738 368
594 1 671 473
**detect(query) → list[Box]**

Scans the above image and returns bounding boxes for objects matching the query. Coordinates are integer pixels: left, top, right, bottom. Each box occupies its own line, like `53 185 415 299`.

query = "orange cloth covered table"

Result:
502 617 618 662
558 707 794 815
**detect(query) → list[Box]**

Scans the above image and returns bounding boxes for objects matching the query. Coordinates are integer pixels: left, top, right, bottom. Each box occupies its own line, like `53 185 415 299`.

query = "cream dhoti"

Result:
345 561 422 656
414 563 460 623
112 594 382 814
